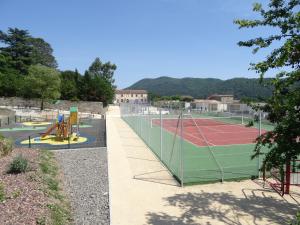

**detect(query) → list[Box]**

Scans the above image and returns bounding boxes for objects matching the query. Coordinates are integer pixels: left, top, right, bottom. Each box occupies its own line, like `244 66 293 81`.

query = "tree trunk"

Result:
41 99 44 110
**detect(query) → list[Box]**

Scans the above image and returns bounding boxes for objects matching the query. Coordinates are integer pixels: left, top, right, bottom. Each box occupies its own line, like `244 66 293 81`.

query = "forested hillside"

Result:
127 76 273 99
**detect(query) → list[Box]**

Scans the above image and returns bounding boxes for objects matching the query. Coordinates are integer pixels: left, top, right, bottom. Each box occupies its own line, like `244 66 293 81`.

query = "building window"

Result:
141 94 143 97
131 94 133 97
136 94 138 97
121 99 123 103
127 99 129 103
121 94 123 97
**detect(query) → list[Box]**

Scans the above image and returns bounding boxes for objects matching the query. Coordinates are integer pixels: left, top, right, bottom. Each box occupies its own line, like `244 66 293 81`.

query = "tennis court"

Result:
121 104 271 185
151 117 265 146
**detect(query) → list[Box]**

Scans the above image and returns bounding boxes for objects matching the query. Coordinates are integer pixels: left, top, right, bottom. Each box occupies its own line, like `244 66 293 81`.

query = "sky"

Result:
0 0 276 88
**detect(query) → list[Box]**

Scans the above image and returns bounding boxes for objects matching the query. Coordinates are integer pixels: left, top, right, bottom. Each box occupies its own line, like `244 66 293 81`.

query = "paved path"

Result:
107 105 299 225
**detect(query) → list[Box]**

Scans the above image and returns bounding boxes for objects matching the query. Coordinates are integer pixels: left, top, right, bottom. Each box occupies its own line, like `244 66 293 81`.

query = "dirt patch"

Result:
0 148 71 225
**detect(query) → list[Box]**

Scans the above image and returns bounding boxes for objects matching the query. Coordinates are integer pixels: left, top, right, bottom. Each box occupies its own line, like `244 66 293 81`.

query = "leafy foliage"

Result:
0 182 5 203
81 58 116 106
128 76 273 99
235 0 300 170
29 38 58 68
60 70 79 100
0 135 13 157
8 154 28 174
0 28 116 106
0 28 33 74
22 65 61 109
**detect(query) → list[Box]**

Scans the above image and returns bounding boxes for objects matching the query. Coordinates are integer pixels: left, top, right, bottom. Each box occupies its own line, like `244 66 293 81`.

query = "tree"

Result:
29 38 58 68
60 70 79 100
23 65 61 109
84 57 117 106
235 0 300 170
0 54 21 96
0 28 33 74
88 57 116 84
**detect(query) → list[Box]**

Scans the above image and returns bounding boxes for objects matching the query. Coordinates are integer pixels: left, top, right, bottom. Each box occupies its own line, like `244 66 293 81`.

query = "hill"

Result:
126 76 273 99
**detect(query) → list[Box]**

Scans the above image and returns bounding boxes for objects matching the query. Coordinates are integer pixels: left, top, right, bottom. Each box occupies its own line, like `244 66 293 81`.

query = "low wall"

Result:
0 108 15 118
0 97 104 114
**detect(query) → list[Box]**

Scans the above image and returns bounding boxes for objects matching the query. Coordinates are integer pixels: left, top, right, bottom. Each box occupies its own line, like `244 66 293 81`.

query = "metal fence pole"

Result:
29 136 31 148
180 111 184 187
68 136 71 149
160 109 163 160
148 106 150 146
258 111 262 177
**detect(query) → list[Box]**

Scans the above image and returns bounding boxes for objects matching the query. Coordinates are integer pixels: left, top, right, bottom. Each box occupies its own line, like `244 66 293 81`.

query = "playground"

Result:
0 107 106 150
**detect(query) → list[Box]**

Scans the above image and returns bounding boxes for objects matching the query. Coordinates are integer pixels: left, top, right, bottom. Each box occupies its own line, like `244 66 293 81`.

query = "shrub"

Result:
0 136 13 157
0 182 5 202
8 154 28 174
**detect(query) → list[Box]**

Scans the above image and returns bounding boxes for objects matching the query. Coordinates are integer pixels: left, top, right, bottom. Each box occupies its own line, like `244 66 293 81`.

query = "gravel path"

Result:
55 147 109 225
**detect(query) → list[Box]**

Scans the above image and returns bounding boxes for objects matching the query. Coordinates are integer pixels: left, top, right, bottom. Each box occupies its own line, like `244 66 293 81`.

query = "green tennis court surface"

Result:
122 106 271 185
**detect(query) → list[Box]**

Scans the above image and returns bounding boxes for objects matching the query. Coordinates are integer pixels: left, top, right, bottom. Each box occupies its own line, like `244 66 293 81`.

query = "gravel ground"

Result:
55 147 109 225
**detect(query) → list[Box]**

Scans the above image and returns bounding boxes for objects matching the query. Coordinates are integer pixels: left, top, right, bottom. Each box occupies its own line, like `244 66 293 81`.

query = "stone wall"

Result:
0 108 15 118
0 97 104 114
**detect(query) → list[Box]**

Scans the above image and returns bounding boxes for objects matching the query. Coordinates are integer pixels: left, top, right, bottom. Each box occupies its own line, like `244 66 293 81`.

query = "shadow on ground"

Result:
146 189 299 225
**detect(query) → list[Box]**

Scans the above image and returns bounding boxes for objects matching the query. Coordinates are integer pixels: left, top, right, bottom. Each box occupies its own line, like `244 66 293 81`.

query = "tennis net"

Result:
151 115 253 128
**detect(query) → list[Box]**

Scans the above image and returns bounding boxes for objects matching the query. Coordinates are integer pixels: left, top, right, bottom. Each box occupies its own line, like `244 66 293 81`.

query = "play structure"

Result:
41 107 80 141
263 160 300 196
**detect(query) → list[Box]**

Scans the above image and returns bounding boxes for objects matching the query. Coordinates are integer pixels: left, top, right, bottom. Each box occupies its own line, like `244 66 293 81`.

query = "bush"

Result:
0 182 5 202
0 135 13 157
8 154 28 174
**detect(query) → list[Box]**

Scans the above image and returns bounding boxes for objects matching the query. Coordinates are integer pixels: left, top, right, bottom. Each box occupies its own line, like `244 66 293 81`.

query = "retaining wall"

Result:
0 97 104 114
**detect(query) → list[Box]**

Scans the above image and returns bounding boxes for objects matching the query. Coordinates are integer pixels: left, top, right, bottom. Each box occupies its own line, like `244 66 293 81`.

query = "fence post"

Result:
148 105 150 146
160 109 163 160
29 136 31 148
68 136 71 149
0 119 1 127
258 111 262 177
180 111 184 187
7 116 9 125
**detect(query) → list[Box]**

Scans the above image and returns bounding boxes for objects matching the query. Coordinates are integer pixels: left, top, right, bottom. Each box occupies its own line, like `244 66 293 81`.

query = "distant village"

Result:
114 89 258 114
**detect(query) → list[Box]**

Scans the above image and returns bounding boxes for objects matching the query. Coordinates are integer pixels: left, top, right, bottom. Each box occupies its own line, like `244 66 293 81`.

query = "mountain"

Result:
126 76 273 99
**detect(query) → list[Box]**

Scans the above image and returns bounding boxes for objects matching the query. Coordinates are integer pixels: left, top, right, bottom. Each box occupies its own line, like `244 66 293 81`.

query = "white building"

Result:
114 90 148 104
192 99 227 112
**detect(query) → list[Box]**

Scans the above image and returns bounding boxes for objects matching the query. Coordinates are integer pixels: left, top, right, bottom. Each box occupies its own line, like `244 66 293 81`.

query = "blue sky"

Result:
0 0 274 88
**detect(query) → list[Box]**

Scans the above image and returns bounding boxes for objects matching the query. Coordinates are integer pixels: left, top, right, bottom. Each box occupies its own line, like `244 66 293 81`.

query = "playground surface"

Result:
107 106 300 225
0 118 106 150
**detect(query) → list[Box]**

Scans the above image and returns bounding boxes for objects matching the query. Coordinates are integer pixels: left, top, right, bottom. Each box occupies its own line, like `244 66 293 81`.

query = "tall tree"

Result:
0 28 33 74
22 65 61 109
29 38 58 68
0 54 21 96
88 57 116 84
235 1 300 170
85 57 117 106
60 70 79 100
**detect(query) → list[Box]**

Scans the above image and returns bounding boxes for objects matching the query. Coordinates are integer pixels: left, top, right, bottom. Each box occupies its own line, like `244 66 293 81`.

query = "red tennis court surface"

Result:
152 118 266 147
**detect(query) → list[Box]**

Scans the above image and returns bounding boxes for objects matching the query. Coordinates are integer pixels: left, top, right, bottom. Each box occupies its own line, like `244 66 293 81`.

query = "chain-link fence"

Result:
120 103 272 185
